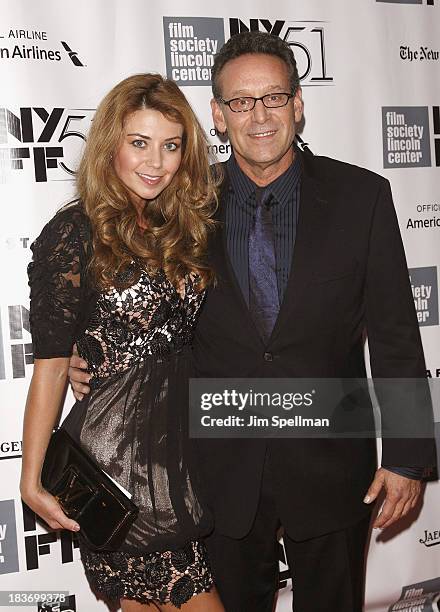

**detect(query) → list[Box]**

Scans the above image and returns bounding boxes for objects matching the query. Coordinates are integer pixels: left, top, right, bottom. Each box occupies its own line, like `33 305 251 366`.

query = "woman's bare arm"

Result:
20 358 80 533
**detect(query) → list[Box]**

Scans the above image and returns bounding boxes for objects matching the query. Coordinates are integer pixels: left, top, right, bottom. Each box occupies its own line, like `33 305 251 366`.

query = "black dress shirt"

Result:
225 151 301 305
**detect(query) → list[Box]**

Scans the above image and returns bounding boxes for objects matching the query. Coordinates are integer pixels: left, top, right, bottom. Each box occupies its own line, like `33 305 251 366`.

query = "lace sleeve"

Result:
28 204 91 359
182 275 206 331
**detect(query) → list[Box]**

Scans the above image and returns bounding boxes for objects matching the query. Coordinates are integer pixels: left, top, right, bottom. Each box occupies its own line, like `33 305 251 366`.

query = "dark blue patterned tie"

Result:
248 188 280 343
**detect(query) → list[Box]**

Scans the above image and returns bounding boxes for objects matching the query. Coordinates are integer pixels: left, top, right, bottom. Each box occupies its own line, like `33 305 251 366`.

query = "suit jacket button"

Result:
263 352 273 362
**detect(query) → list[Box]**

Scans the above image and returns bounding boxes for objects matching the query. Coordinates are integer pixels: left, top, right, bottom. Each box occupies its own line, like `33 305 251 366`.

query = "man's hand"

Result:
68 348 90 401
363 467 421 529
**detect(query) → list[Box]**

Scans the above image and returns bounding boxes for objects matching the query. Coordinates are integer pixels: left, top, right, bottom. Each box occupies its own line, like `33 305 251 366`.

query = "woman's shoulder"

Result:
50 199 91 233
35 200 92 246
30 200 93 266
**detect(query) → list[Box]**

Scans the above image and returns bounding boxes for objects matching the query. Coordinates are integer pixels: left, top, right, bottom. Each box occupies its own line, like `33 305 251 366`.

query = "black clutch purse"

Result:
41 428 139 550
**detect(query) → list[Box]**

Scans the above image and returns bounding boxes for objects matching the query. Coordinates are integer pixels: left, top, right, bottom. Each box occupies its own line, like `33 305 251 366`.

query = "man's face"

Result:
211 53 303 183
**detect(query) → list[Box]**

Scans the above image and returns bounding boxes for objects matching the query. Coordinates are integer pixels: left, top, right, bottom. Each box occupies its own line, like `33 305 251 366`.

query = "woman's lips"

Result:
137 173 163 185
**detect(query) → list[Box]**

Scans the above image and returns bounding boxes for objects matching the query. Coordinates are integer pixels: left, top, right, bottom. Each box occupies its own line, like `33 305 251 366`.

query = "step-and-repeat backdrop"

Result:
0 1 439 610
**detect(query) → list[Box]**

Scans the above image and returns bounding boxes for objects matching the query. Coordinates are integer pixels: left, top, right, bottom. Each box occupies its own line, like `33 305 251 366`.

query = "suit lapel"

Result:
270 151 329 343
212 169 266 346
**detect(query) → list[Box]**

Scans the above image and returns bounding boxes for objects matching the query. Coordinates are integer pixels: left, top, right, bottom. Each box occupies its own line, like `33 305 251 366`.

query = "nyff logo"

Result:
22 502 80 571
0 106 94 183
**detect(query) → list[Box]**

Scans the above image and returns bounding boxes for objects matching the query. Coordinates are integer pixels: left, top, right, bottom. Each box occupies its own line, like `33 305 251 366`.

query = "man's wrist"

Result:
382 465 424 480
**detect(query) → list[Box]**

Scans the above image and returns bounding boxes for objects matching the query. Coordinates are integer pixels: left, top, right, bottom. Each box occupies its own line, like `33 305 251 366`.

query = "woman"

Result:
20 73 224 611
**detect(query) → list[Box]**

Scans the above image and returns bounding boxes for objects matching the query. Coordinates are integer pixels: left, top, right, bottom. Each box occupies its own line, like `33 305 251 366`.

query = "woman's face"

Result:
113 108 184 211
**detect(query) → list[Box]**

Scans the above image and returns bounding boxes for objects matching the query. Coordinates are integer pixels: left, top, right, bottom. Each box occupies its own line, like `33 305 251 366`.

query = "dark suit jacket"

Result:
193 150 436 540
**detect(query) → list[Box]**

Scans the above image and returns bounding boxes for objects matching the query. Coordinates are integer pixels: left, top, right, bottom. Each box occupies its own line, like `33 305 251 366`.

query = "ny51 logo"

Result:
229 19 333 86
0 106 94 183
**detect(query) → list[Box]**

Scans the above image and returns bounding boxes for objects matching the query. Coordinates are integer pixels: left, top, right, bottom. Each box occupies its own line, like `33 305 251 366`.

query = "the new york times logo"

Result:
409 267 439 326
400 44 439 61
0 106 94 183
382 106 440 168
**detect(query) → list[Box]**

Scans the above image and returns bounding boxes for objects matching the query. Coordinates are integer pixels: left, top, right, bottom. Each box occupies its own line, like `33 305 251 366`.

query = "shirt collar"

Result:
226 148 302 209
226 153 256 204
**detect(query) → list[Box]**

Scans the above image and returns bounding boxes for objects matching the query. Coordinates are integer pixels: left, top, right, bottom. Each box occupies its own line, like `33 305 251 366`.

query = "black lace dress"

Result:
28 202 214 606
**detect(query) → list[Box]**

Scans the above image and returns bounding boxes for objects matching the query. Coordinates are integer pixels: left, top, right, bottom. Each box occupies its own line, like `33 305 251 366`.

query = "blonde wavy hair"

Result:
77 73 219 291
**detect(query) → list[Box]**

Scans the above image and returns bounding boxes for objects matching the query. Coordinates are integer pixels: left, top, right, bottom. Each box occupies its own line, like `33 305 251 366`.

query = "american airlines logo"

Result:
60 41 85 67
0 29 86 66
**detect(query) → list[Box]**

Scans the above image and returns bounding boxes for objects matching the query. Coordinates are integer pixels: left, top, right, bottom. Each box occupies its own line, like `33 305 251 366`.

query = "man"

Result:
70 32 436 611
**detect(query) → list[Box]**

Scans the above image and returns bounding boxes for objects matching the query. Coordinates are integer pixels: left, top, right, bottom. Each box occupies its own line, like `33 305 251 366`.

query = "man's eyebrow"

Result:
225 85 286 97
126 133 182 141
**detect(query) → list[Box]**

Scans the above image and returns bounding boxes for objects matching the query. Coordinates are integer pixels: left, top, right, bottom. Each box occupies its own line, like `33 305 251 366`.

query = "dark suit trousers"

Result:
206 449 372 612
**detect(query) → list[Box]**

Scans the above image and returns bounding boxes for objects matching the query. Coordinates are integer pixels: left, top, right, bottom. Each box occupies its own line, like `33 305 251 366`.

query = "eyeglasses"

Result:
219 92 294 113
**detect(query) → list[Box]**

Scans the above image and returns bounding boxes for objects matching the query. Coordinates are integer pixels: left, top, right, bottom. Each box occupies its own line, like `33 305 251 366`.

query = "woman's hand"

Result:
20 483 80 533
69 345 91 401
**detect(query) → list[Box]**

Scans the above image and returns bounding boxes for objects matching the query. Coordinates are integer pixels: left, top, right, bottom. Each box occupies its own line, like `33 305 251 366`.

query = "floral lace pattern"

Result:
77 265 203 382
79 539 213 607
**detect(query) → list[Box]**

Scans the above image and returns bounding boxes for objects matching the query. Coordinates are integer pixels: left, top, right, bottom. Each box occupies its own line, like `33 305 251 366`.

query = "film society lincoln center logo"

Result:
409 266 439 326
382 106 433 168
163 17 224 86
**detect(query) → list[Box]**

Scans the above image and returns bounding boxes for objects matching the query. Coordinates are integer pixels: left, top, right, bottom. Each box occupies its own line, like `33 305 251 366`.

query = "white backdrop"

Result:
0 1 439 610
